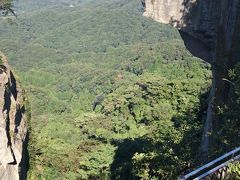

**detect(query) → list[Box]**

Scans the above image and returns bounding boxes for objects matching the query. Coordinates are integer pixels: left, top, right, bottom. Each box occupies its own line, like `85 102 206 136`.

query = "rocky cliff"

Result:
143 0 240 158
143 0 240 57
0 52 28 180
144 0 240 58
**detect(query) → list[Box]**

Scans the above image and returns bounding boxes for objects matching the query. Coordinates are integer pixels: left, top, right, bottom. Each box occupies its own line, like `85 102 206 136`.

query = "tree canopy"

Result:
0 0 14 15
1 0 238 179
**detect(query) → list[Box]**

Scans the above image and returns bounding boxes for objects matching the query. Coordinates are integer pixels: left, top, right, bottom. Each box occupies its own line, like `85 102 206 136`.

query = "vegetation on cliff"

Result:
211 63 240 155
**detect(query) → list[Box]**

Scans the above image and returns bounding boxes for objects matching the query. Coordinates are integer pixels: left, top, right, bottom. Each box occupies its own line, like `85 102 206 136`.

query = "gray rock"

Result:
0 52 27 180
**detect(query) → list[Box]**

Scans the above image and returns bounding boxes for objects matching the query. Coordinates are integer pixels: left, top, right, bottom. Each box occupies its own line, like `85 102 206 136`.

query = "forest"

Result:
0 0 239 179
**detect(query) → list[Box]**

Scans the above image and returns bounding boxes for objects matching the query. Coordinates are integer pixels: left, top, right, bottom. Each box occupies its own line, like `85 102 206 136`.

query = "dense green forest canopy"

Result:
0 0 212 179
4 0 239 179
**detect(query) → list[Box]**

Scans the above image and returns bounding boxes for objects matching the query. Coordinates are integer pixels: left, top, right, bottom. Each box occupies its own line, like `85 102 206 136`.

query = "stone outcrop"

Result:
0 52 28 180
143 0 216 62
143 0 205 31
143 0 187 25
143 0 239 57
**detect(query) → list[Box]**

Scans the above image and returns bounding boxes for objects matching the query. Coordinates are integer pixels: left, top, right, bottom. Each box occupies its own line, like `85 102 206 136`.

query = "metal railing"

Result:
179 147 240 180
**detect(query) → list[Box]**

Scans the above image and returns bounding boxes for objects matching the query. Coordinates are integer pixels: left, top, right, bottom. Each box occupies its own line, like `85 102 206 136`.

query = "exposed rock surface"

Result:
0 52 27 180
143 0 216 43
144 0 215 62
143 0 187 25
143 0 239 59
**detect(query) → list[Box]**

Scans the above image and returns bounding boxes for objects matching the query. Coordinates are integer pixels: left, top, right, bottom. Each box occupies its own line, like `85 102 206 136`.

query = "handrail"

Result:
179 146 240 180
195 154 240 179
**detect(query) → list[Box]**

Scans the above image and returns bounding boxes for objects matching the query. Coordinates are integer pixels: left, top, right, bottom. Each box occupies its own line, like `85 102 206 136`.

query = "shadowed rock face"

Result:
143 0 239 60
0 52 28 180
179 30 212 63
143 0 216 62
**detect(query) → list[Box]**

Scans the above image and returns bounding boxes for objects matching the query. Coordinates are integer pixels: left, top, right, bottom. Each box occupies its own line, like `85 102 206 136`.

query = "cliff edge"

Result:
143 0 239 60
0 52 28 180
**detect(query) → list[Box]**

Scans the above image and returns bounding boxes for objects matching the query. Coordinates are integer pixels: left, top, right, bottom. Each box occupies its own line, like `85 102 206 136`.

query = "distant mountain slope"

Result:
13 0 97 14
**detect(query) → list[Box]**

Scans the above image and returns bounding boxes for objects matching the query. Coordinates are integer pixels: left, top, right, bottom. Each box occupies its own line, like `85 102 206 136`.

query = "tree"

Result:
0 0 15 16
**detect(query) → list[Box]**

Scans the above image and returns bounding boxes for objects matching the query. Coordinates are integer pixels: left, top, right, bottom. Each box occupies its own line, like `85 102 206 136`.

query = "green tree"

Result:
0 0 14 15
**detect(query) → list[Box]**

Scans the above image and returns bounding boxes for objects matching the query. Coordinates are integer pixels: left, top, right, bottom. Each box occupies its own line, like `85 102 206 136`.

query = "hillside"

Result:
0 0 212 179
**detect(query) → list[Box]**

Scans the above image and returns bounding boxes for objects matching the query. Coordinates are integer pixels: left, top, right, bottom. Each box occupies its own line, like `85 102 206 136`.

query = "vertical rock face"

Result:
143 0 219 62
0 52 28 180
143 0 239 54
143 0 187 25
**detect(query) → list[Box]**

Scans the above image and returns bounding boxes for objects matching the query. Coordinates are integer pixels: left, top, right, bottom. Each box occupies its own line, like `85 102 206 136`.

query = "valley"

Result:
0 0 239 179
